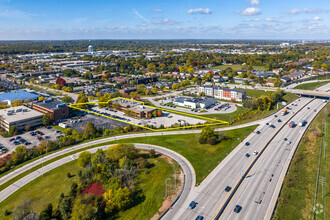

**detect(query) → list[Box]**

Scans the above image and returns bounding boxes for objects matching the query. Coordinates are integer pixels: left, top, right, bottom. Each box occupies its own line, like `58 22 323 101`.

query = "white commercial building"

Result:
173 96 217 109
0 106 43 132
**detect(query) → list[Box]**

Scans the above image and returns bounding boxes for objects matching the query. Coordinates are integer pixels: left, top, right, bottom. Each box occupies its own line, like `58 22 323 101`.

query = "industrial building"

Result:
0 90 40 105
198 85 247 102
0 106 43 132
32 99 70 122
173 97 217 109
109 98 156 119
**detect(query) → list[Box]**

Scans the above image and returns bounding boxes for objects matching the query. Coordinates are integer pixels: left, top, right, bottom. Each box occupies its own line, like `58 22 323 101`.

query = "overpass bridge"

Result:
288 89 330 99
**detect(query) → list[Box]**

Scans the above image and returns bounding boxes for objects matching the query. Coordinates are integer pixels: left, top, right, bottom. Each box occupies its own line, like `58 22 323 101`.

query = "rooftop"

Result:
0 106 43 123
33 99 67 111
0 90 40 103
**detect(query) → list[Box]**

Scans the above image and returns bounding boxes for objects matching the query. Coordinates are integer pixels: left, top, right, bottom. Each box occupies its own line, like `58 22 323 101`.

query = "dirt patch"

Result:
159 154 174 164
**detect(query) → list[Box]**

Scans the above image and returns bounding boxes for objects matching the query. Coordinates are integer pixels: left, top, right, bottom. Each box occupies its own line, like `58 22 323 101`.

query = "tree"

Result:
9 126 18 136
39 204 53 220
149 149 156 158
83 122 97 138
152 110 157 117
12 199 32 220
137 84 146 94
62 95 74 103
42 114 52 125
56 77 66 87
24 124 31 132
63 128 72 135
11 99 22 107
38 96 45 101
199 126 217 145
71 196 93 220
78 151 92 168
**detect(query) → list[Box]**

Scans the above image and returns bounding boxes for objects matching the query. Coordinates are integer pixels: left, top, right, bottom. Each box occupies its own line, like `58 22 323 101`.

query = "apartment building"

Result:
198 85 247 102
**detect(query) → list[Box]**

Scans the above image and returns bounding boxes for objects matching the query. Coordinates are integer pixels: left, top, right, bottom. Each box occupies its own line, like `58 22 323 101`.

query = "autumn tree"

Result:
78 151 92 168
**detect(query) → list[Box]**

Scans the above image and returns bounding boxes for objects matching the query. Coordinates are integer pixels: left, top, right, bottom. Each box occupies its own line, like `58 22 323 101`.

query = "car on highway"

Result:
195 215 204 220
284 138 288 141
234 205 242 213
266 122 269 126
225 186 232 192
245 153 250 158
277 119 281 122
189 201 197 209
245 142 250 146
274 115 277 117
253 151 258 155
287 140 292 145
307 107 310 110
256 130 261 134
270 124 275 128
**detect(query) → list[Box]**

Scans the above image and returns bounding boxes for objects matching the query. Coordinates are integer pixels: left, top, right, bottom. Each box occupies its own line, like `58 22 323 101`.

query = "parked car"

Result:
256 130 260 134
9 138 15 142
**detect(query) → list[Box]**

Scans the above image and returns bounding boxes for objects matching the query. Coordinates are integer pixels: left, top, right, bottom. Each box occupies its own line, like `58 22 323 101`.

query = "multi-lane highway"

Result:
167 97 314 220
220 99 327 220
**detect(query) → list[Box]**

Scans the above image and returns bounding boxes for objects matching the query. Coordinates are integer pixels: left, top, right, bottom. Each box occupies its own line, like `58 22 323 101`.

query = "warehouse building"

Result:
32 99 70 122
0 90 40 105
0 107 43 132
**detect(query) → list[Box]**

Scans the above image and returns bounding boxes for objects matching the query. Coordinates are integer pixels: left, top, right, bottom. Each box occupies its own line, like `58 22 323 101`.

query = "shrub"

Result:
207 137 217 145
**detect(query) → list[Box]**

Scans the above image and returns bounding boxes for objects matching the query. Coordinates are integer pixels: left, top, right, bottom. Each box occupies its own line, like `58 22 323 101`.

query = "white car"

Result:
253 151 258 155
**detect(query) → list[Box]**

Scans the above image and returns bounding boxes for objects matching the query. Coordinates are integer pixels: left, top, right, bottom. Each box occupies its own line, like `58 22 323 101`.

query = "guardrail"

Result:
213 98 314 219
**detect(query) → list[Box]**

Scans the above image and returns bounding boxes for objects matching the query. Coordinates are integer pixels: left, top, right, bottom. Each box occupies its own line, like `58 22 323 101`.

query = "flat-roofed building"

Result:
198 85 247 102
0 106 43 132
32 99 70 122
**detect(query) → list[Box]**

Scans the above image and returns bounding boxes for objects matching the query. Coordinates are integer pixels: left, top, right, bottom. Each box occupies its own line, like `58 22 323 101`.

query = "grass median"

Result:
293 81 330 90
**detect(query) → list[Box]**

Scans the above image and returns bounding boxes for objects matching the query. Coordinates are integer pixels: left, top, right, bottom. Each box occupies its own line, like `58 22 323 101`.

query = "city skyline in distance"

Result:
0 0 329 40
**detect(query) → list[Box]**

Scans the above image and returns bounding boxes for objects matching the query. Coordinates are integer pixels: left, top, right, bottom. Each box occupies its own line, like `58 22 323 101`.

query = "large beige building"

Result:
0 106 43 132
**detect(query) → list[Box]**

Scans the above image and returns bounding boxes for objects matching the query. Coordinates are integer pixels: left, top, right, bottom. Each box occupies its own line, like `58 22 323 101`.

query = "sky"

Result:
0 0 329 40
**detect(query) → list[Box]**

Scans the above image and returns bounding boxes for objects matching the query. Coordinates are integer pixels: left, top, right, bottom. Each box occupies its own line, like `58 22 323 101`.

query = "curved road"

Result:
0 143 196 214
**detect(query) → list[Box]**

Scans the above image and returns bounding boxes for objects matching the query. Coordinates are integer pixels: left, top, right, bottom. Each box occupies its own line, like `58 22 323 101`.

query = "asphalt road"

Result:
166 97 314 220
220 99 328 220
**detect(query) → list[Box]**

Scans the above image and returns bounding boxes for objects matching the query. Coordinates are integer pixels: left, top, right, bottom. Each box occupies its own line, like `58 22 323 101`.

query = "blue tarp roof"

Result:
0 90 40 102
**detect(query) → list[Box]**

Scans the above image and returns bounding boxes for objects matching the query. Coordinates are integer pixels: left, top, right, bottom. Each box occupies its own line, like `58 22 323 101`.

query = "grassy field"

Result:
0 157 179 220
294 81 330 90
273 104 329 220
115 158 179 220
211 64 266 71
0 161 81 219
112 125 257 184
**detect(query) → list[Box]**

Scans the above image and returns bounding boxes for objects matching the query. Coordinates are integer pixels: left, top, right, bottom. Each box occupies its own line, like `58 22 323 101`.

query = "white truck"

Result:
299 119 306 127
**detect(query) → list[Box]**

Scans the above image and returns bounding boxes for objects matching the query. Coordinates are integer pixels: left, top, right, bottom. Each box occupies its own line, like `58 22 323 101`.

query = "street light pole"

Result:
165 178 171 197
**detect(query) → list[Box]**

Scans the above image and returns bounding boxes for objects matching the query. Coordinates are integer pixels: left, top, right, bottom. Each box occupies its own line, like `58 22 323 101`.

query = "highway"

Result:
219 99 327 220
167 97 314 220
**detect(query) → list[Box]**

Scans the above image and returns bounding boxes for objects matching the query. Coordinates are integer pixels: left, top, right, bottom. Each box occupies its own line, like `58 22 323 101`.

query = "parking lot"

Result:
89 105 206 128
66 114 128 131
0 127 61 155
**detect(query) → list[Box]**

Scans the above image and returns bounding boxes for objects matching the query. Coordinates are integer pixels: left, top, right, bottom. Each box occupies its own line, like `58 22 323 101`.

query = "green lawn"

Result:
112 125 257 184
273 104 330 220
0 161 81 219
0 157 178 220
115 158 179 220
294 81 330 90
211 64 266 71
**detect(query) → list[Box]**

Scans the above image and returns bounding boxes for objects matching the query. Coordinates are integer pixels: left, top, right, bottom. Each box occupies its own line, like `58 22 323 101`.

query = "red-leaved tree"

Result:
56 77 66 87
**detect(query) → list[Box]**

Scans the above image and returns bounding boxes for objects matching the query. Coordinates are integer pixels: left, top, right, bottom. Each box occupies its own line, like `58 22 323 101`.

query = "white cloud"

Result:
287 9 300 14
133 8 150 23
244 17 261 22
154 18 177 25
187 8 212 14
264 18 292 23
153 9 163 12
314 16 321 20
308 24 325 30
238 7 261 16
250 0 260 6
106 25 128 30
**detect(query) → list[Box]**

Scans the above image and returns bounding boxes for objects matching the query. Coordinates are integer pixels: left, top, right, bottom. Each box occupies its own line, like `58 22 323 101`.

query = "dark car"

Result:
284 138 288 141
225 186 232 192
278 119 281 122
266 122 269 126
256 130 260 134
245 153 250 158
234 205 242 213
46 126 52 129
189 201 197 209
15 136 21 140
195 215 204 220
9 138 15 142
245 142 250 146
